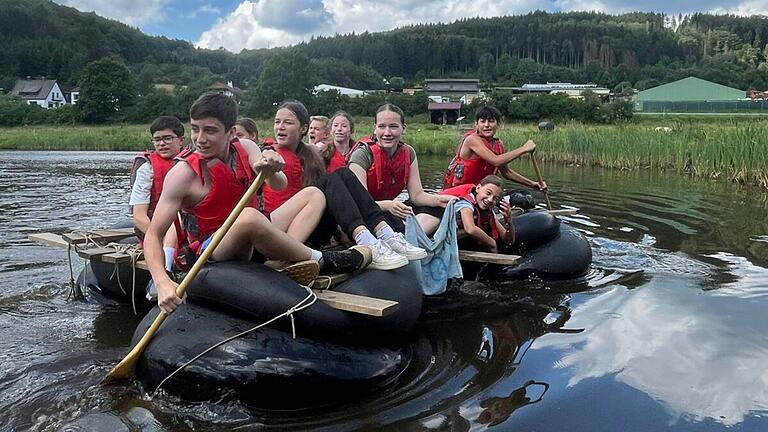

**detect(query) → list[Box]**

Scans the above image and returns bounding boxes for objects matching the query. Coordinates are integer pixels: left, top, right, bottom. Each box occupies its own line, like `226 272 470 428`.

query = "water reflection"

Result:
2 152 768 430
536 278 768 426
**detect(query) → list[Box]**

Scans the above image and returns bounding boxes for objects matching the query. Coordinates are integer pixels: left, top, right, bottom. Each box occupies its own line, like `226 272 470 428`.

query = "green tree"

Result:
77 56 136 123
252 48 317 116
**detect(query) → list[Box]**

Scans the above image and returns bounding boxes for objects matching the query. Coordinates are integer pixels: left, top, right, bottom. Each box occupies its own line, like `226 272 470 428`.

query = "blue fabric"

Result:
405 201 463 295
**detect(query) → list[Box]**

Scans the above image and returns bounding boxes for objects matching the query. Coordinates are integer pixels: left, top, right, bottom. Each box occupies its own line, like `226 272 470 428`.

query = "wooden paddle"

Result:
529 151 552 209
105 170 268 383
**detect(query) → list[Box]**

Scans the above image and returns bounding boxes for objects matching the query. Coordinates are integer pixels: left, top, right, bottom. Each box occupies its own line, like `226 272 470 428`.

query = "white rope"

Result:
150 283 318 398
104 242 143 315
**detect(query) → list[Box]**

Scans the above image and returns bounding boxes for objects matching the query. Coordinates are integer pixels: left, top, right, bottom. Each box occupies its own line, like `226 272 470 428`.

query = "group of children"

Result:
130 93 546 313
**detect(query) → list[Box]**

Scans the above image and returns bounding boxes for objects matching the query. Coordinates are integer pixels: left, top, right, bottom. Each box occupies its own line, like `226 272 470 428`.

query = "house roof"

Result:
636 76 745 102
211 82 242 94
428 102 462 110
10 79 57 100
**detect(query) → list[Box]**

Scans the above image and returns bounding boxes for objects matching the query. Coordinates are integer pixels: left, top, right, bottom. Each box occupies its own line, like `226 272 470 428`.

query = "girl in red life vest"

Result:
264 101 424 270
442 175 515 254
443 105 547 191
234 117 259 143
349 103 453 232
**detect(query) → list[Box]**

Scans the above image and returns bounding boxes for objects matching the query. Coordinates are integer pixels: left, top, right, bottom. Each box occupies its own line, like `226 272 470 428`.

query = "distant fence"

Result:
638 100 768 113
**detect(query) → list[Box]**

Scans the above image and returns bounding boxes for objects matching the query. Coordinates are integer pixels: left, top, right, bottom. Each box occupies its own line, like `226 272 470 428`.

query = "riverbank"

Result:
2 118 767 189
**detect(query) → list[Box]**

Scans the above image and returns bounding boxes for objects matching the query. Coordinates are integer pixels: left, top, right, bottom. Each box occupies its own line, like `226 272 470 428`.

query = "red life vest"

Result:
442 130 504 188
262 145 304 214
130 150 176 219
440 183 500 240
364 142 411 201
177 139 256 254
325 146 347 173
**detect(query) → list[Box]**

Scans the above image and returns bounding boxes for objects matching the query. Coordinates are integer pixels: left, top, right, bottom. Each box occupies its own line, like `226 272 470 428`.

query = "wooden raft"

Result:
27 230 397 317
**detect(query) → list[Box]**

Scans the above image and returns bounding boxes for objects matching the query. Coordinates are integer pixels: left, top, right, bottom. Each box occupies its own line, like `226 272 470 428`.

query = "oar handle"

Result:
529 151 552 209
105 169 268 383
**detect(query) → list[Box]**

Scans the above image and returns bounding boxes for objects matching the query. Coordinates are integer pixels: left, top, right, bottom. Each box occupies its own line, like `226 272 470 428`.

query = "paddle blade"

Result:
104 311 167 384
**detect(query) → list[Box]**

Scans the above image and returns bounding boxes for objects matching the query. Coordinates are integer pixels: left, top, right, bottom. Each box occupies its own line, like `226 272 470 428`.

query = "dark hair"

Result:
277 100 325 187
150 116 184 137
479 174 503 189
190 92 238 130
235 117 259 136
475 105 502 123
375 103 405 126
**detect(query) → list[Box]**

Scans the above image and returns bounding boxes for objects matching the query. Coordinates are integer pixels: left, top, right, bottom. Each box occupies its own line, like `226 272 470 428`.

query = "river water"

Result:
1 150 768 431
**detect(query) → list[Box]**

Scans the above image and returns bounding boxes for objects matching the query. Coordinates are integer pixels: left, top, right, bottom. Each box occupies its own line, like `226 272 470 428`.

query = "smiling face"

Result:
274 108 307 149
190 117 232 160
331 116 352 145
374 110 404 152
308 120 328 143
151 128 183 159
474 183 503 210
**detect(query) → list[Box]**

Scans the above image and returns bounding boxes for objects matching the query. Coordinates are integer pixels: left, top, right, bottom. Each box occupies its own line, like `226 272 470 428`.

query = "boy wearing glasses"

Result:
129 116 186 279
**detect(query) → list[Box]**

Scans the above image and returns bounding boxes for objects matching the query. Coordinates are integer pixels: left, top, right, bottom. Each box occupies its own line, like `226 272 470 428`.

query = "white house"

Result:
9 79 68 108
314 84 366 98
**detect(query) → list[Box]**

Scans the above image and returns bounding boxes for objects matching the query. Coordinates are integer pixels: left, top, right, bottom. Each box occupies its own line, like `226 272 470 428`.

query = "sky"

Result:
53 0 768 52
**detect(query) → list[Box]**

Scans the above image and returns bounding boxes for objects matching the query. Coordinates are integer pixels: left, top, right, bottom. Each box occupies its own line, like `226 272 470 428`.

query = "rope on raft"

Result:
105 242 143 315
65 230 103 302
150 283 319 398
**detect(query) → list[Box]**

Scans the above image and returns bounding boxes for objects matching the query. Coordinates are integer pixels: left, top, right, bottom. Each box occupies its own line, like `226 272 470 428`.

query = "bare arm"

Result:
464 136 536 167
132 204 150 235
406 157 452 208
459 207 497 252
145 163 195 313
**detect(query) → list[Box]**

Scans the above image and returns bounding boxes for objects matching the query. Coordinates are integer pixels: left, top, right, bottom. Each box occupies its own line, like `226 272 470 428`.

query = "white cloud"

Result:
712 1 768 16
54 0 170 26
196 0 768 51
196 0 550 51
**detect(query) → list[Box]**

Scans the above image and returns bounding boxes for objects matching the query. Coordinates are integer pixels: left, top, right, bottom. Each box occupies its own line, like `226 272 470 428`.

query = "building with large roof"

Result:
634 77 746 112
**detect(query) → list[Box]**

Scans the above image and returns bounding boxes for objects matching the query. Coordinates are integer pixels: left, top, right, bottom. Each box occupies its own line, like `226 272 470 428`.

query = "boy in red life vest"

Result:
439 175 515 253
443 105 546 192
144 93 371 315
309 115 345 173
129 116 186 276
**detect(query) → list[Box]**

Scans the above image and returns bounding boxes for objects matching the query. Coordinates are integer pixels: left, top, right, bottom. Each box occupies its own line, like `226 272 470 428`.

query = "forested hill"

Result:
2 0 768 93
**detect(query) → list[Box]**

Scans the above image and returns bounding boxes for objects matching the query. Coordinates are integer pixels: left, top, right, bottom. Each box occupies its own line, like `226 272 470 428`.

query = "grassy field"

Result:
2 117 767 189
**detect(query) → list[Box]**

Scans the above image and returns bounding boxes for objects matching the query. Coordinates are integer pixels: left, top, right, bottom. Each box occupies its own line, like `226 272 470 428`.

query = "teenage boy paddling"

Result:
145 93 370 314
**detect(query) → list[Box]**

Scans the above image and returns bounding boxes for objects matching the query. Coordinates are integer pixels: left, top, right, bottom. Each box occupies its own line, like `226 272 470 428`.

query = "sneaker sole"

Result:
403 250 428 260
368 256 409 271
277 260 320 285
349 245 373 271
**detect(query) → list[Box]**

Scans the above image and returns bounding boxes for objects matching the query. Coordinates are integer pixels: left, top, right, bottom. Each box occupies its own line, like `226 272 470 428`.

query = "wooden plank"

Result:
76 247 117 259
459 250 521 265
313 290 399 317
62 228 135 245
102 251 143 265
312 273 351 290
28 233 70 249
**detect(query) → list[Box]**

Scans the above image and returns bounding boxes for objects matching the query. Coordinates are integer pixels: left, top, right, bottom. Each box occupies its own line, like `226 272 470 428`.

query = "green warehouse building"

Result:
635 77 746 113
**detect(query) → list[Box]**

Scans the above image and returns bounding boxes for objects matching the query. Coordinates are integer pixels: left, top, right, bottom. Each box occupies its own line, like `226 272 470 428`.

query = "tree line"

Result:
0 0 763 126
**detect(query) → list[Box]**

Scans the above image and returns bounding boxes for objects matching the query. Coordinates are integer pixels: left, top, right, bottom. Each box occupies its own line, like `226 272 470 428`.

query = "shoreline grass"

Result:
2 119 767 189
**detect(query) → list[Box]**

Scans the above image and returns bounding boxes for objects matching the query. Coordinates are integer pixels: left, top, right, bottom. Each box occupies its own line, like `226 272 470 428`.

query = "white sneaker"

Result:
383 232 427 260
368 239 409 270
